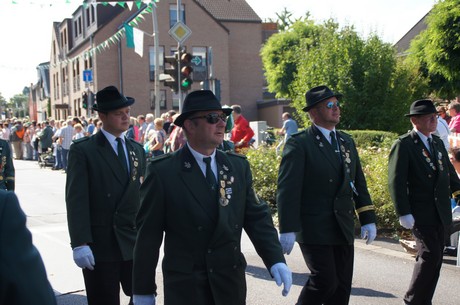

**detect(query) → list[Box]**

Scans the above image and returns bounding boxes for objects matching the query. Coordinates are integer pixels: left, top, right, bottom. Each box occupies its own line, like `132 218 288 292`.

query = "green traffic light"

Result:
181 78 193 90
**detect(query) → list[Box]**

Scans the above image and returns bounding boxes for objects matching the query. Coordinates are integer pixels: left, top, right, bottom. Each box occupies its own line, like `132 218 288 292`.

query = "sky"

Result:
0 0 437 101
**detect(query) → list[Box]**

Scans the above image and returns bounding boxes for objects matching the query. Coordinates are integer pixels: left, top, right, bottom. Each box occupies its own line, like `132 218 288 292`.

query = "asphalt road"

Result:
13 159 460 305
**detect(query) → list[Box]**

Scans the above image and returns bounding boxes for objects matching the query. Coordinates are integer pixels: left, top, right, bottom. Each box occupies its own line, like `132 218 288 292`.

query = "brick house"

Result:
48 0 265 121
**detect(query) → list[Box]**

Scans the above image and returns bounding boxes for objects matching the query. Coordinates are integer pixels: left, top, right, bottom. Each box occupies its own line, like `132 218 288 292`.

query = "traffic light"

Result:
82 92 88 109
163 52 179 92
180 52 193 91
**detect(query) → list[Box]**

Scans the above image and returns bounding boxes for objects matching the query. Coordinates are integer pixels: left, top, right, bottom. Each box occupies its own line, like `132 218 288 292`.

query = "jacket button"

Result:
334 210 338 213
107 193 111 197
329 179 333 182
234 246 238 251
233 265 237 269
234 224 239 229
209 268 213 273
197 226 203 231
207 249 212 254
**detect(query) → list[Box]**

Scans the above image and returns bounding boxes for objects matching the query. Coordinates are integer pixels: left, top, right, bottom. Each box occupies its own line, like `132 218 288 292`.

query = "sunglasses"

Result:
189 113 228 124
325 101 340 109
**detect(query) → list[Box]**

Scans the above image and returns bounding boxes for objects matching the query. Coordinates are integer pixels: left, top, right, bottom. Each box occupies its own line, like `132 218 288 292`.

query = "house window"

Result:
86 6 96 27
169 4 185 28
149 46 165 81
172 91 180 109
191 47 207 82
150 89 166 109
74 15 83 38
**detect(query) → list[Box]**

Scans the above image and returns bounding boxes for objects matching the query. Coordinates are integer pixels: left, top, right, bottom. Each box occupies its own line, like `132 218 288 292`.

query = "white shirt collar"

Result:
315 124 337 144
187 143 217 177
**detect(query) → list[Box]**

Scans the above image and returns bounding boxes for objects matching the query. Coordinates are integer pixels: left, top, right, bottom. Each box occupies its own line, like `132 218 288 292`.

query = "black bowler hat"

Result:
405 99 436 117
173 90 233 127
92 86 135 112
303 85 342 112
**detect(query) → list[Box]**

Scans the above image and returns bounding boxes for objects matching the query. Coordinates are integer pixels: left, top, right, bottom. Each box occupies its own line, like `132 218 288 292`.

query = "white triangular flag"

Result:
133 27 144 57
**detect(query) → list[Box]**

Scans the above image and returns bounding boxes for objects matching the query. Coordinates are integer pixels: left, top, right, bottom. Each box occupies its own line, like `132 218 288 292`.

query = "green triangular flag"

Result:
124 23 135 48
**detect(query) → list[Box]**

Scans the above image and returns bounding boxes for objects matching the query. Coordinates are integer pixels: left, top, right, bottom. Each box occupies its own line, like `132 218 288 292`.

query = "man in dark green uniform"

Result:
277 85 377 305
0 190 57 305
133 90 291 305
0 138 15 191
66 86 146 305
388 99 460 305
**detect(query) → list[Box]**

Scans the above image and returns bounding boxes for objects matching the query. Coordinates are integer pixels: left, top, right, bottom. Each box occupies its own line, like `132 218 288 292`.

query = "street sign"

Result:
191 56 202 66
168 21 192 44
83 69 93 82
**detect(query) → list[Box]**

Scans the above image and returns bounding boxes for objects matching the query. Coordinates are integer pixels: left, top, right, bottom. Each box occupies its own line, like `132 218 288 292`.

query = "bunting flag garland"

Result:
4 1 157 68
31 1 154 69
0 0 160 69
7 1 157 9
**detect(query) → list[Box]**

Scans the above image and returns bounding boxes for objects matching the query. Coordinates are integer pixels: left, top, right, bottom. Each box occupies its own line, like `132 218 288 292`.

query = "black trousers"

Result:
82 260 133 305
297 243 354 305
404 224 447 305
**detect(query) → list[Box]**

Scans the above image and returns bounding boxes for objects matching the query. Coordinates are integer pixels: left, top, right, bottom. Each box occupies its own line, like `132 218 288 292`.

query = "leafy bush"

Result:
358 147 399 230
346 130 398 149
246 146 280 214
246 129 400 231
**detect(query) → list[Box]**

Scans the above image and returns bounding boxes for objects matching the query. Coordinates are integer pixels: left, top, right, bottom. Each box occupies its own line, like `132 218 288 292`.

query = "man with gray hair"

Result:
59 118 74 172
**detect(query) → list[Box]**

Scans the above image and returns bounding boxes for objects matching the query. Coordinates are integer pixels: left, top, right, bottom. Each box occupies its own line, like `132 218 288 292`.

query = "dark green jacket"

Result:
38 125 54 150
388 131 460 226
0 139 14 191
133 146 285 305
66 131 146 261
0 190 56 305
277 126 376 245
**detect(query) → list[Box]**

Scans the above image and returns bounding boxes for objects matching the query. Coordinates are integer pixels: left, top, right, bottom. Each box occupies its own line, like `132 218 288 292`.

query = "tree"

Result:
261 17 321 97
262 17 428 134
9 94 29 118
406 0 460 99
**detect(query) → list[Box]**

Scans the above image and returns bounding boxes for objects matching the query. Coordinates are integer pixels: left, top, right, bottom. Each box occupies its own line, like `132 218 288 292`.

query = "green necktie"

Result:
116 138 129 175
428 138 436 156
203 157 217 191
330 131 341 161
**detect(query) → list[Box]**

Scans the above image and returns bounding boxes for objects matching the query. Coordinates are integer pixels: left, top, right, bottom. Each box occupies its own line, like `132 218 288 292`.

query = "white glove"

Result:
360 223 377 245
133 294 156 305
399 214 415 229
72 245 95 270
270 262 292 297
279 232 296 255
453 205 460 214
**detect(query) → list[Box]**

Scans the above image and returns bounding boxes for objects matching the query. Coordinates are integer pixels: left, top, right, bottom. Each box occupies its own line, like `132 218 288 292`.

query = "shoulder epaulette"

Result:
127 138 144 149
150 152 172 162
398 132 411 140
291 130 304 138
72 136 90 144
226 151 247 159
337 130 351 137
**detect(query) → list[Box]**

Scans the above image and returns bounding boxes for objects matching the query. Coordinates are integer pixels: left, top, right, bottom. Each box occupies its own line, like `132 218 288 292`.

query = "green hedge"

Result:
246 129 400 231
346 130 398 149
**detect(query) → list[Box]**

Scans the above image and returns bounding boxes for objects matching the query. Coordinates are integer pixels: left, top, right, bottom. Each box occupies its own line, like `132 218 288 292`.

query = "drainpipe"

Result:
118 40 123 93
